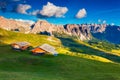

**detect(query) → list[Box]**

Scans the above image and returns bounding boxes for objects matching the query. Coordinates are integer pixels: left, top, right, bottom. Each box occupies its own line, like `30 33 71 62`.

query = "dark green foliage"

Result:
53 31 79 39
58 37 120 63
88 39 120 51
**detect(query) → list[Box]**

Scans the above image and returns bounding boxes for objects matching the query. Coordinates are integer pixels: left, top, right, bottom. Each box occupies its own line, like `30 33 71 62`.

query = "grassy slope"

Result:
0 28 61 47
0 28 120 80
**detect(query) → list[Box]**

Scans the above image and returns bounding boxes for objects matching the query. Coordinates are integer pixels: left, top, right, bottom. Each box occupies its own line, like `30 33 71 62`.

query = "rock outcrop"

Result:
63 24 91 40
30 20 91 40
31 20 56 35
0 16 32 33
90 24 107 33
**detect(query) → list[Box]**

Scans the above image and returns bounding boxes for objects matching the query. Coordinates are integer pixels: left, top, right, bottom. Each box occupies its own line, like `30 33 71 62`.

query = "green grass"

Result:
0 28 120 80
0 45 120 80
57 37 120 63
0 28 61 47
87 39 120 51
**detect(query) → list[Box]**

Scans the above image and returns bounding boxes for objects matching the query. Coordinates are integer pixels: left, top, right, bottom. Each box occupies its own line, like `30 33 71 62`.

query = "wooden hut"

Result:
31 47 46 55
31 44 58 56
11 42 30 50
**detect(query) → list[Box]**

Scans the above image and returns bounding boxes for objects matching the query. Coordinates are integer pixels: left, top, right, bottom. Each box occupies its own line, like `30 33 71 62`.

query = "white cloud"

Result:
103 20 106 24
13 19 35 24
29 10 40 16
40 2 68 17
98 19 101 23
76 8 87 18
15 4 31 14
111 23 115 26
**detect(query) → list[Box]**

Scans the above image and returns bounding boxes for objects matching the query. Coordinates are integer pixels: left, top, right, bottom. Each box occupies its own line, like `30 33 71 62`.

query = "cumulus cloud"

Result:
39 2 68 17
15 4 31 14
29 10 40 16
13 18 35 24
103 20 106 24
98 19 101 23
76 8 87 18
111 23 115 26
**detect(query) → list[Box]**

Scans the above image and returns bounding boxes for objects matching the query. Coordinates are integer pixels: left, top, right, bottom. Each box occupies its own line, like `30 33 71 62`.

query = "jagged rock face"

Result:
30 20 56 35
30 20 65 35
31 20 91 40
30 20 54 34
0 16 31 33
64 24 91 40
90 24 107 33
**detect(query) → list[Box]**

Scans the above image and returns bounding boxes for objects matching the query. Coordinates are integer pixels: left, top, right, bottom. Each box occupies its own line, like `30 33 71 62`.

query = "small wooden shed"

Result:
11 42 30 50
31 44 58 56
31 47 46 55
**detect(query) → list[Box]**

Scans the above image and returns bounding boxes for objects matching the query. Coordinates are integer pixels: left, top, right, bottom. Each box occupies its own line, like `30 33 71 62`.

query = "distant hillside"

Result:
92 25 120 44
0 28 61 47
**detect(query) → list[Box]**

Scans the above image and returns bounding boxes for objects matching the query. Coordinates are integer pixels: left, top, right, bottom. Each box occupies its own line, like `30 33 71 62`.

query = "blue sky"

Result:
0 0 120 25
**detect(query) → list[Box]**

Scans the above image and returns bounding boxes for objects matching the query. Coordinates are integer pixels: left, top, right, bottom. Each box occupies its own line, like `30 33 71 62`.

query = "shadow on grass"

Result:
57 37 120 63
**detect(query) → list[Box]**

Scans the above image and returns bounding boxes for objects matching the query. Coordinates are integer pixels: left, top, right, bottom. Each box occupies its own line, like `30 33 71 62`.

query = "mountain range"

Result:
0 16 120 44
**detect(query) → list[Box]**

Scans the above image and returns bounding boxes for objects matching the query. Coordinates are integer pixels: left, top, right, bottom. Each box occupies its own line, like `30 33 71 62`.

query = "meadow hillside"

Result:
0 28 120 80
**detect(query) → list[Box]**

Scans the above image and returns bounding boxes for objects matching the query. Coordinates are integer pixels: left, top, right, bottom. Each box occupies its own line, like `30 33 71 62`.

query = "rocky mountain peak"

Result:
31 20 55 35
30 21 91 40
1 16 119 43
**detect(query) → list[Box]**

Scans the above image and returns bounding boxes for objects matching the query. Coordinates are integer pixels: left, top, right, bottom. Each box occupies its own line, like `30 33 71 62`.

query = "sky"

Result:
0 0 120 25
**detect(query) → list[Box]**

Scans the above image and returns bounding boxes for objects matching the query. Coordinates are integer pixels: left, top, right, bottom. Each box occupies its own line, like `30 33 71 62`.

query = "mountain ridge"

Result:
0 16 120 43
